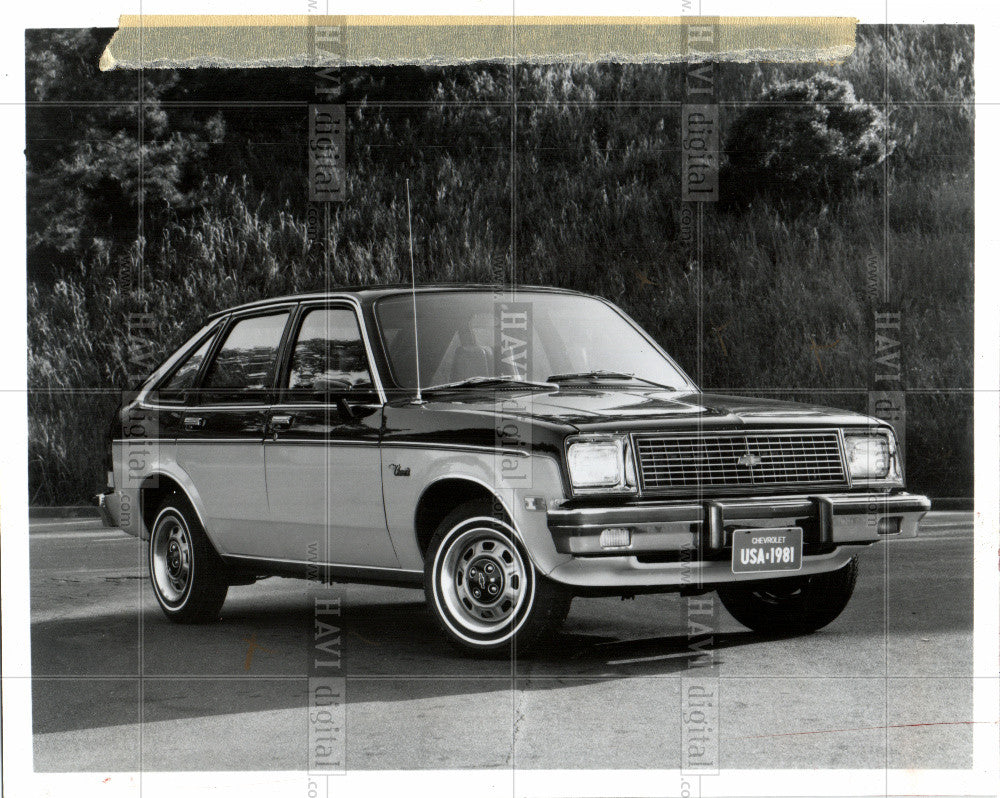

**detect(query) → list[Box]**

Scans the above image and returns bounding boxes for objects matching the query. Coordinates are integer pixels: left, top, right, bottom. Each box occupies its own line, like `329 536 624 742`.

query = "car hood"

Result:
425 387 882 433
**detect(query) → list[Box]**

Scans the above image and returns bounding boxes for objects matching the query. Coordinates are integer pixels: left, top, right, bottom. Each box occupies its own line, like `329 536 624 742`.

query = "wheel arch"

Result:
139 472 211 544
413 477 514 560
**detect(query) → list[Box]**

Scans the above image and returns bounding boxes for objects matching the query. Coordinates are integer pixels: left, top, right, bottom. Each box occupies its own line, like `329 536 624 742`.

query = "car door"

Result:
171 307 293 556
263 302 398 568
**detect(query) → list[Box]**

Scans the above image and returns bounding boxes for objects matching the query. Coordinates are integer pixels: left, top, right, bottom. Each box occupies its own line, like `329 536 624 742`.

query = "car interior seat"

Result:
451 326 492 382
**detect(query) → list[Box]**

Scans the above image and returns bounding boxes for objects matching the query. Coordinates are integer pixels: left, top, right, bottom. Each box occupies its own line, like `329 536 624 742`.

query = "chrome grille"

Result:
633 430 847 492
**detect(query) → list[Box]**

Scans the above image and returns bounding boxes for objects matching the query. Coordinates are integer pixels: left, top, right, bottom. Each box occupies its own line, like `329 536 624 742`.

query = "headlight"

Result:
565 435 637 493
843 431 896 480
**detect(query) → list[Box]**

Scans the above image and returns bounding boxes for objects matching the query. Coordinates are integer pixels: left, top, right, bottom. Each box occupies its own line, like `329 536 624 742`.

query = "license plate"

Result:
731 527 803 574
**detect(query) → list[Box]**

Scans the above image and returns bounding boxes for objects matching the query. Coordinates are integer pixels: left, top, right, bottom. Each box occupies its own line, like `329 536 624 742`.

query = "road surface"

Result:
28 511 974 771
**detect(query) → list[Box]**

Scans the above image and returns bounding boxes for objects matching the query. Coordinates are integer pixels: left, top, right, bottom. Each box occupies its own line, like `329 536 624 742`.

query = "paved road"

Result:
29 512 974 772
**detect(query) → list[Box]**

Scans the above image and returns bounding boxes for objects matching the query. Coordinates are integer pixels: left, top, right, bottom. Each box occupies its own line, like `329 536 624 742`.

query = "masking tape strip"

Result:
99 15 856 70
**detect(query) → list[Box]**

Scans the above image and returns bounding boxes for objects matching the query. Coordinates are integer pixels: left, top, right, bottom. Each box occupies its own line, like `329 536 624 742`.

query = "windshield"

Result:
374 291 693 391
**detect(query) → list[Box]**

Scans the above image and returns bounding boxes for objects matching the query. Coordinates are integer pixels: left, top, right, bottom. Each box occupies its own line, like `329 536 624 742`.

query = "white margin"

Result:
1 2 997 797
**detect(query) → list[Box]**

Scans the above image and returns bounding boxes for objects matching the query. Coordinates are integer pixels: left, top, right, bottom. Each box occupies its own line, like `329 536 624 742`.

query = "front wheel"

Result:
149 497 229 623
717 556 859 636
425 500 572 655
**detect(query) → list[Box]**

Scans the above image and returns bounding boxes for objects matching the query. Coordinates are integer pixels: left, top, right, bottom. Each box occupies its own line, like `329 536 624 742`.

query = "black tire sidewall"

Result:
718 556 859 635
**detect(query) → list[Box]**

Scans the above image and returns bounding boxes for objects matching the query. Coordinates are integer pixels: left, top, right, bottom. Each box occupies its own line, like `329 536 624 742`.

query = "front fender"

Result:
380 444 571 573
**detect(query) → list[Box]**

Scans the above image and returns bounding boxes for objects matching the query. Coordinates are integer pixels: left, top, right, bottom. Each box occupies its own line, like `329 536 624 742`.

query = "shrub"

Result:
25 29 973 503
722 73 894 211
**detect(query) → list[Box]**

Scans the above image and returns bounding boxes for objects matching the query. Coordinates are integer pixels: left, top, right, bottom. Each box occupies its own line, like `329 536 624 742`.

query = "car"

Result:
97 285 930 654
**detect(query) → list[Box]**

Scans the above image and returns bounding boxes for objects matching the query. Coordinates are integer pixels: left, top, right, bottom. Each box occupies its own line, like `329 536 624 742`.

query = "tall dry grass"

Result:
27 25 973 502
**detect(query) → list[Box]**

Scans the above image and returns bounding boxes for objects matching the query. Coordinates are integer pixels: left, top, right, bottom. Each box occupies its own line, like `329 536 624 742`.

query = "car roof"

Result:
206 283 590 320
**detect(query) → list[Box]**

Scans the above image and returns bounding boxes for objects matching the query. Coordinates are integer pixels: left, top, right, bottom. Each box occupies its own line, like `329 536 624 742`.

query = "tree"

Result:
26 30 218 284
721 73 893 212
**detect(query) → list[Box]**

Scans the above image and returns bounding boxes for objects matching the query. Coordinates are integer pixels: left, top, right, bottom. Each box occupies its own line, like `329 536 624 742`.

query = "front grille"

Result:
633 430 847 493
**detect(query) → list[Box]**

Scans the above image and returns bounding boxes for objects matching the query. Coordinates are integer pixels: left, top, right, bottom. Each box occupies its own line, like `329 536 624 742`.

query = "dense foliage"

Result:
722 73 894 210
26 26 974 503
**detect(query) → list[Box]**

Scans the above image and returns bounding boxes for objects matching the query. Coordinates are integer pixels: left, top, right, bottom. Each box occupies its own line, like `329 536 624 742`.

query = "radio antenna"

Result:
406 179 424 404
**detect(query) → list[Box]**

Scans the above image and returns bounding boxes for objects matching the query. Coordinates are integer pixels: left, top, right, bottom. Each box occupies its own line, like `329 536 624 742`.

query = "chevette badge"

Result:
736 453 763 468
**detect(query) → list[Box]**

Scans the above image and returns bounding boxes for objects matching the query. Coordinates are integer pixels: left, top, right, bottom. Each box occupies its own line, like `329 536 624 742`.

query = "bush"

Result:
25 28 974 503
722 73 894 211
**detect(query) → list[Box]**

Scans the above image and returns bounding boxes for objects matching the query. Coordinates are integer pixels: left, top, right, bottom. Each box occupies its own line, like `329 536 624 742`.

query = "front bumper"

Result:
544 492 930 591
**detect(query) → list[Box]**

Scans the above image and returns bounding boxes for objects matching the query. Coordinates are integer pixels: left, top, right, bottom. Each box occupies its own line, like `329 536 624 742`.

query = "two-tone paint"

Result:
99 285 930 594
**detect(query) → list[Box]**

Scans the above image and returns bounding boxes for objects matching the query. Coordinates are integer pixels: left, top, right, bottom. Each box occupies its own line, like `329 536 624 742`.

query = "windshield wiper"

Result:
546 371 678 390
422 376 557 393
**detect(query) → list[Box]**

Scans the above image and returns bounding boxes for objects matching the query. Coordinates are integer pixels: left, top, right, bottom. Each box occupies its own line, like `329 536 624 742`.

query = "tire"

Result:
148 496 229 623
717 556 859 636
424 499 572 655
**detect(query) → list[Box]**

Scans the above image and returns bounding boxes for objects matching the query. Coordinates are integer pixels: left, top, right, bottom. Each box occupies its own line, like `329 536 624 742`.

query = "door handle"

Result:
270 414 294 431
183 415 206 430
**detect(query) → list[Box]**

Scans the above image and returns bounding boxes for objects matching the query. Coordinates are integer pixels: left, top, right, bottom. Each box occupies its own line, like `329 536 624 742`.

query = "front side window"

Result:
285 307 373 401
199 312 290 403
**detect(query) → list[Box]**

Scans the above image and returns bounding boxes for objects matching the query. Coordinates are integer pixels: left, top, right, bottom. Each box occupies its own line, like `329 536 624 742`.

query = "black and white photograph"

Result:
1 5 997 798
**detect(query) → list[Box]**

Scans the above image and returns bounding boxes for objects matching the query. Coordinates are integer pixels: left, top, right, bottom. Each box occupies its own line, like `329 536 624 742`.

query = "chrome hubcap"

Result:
152 515 192 604
466 556 505 604
439 527 527 634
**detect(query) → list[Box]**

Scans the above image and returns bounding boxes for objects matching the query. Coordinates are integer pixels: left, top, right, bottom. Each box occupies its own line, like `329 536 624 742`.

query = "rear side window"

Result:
155 335 215 401
199 312 290 404
148 324 221 404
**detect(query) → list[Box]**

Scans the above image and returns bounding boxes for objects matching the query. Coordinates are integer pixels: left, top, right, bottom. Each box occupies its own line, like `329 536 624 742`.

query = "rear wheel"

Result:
717 556 859 635
425 499 572 655
149 497 229 623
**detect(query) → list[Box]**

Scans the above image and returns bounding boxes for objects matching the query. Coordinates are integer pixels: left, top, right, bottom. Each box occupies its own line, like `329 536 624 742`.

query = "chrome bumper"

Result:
543 492 930 591
547 492 931 556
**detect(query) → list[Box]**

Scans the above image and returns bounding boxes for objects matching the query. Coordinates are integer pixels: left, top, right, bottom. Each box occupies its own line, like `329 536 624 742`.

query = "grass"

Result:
26 25 974 503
